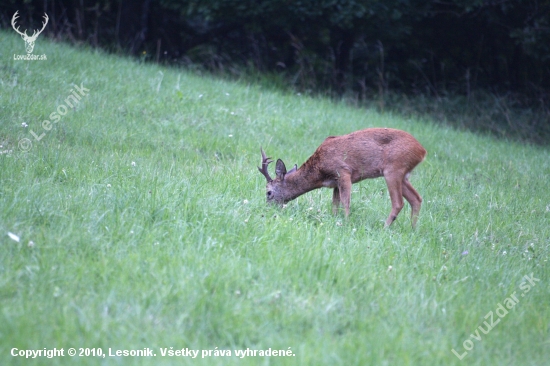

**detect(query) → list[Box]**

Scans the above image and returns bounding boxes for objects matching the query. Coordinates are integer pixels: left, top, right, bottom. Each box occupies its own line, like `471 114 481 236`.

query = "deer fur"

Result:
258 128 427 227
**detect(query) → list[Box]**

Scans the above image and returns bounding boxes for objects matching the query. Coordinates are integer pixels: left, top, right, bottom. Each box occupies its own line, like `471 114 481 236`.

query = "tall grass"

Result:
1 31 549 365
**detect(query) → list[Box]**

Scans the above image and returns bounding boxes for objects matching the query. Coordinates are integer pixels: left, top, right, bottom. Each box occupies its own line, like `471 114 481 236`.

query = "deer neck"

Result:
282 167 323 202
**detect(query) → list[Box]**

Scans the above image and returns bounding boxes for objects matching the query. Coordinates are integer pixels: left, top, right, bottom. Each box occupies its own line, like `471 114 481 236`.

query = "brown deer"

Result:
258 128 427 227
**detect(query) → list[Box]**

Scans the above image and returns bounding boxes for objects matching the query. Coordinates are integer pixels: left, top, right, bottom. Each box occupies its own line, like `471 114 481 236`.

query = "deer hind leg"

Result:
332 187 341 215
402 176 422 228
384 173 404 227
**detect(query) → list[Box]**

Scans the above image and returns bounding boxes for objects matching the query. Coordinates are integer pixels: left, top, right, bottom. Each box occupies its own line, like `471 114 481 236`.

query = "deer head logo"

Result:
11 11 49 54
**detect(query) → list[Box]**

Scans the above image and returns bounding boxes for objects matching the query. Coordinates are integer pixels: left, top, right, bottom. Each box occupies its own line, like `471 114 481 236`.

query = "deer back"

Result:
301 128 426 183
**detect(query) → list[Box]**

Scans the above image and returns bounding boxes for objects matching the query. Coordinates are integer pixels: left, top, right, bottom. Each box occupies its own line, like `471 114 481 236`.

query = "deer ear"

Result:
287 164 298 175
275 159 287 180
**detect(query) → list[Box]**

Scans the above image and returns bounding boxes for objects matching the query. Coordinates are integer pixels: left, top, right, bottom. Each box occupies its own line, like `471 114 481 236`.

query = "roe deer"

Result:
258 128 427 227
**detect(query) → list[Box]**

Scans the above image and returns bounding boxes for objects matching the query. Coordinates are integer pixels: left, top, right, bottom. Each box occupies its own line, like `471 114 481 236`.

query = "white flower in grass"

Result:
8 232 20 242
106 184 111 188
21 122 28 128
131 161 136 167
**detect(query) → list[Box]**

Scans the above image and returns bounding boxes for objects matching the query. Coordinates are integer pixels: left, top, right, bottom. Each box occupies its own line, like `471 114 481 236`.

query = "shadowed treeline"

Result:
2 0 549 143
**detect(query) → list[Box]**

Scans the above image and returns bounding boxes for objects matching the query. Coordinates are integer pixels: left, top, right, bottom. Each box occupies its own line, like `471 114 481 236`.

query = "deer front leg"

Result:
332 187 341 215
337 172 353 217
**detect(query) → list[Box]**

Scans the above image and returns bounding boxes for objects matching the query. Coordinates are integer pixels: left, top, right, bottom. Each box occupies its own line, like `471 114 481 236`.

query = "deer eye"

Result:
267 191 273 197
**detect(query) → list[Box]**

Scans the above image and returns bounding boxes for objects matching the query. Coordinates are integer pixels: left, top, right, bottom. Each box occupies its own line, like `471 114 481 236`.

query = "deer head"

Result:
12 11 49 54
258 148 297 204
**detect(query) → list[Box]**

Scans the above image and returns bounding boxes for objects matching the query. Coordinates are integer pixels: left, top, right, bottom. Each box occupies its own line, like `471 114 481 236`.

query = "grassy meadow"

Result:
1 31 549 365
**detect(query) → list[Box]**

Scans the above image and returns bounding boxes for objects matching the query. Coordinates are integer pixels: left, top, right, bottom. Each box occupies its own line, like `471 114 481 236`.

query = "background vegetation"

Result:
1 0 549 143
1 31 549 365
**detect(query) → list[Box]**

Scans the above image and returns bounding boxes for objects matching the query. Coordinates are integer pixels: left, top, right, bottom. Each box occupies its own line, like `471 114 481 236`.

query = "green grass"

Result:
1 31 549 365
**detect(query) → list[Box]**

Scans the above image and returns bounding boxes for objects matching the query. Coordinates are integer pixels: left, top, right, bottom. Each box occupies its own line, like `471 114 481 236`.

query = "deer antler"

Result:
258 148 273 182
11 11 27 37
11 11 48 40
29 13 48 40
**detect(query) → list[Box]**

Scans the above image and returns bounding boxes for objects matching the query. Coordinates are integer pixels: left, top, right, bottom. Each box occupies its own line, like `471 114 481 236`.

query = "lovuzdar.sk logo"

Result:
12 10 48 61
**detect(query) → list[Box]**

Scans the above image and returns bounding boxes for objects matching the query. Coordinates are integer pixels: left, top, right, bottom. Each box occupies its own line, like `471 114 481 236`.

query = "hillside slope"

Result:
1 31 549 365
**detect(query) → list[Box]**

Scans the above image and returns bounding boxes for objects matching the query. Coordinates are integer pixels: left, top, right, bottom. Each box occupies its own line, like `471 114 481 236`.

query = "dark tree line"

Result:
2 0 550 98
